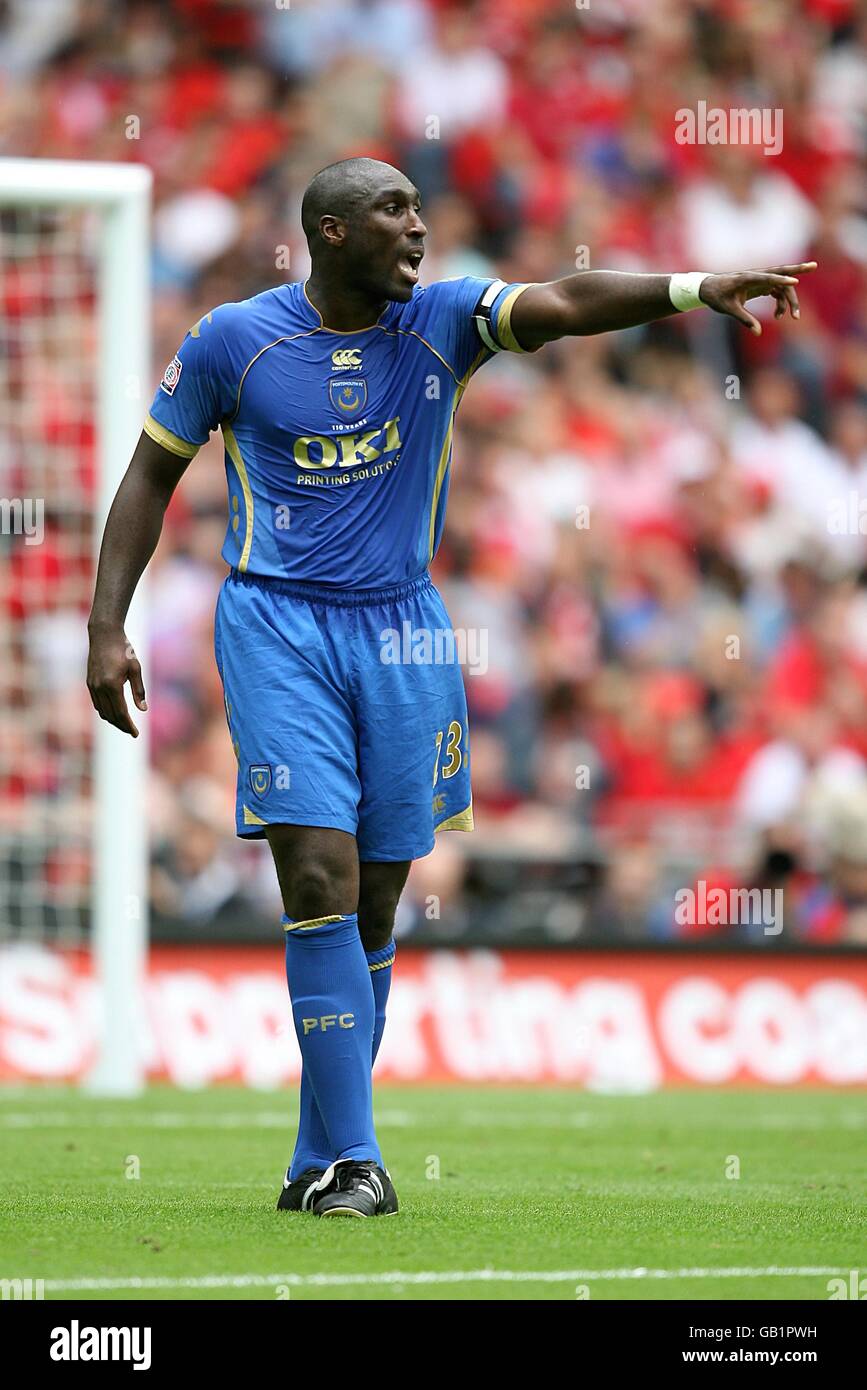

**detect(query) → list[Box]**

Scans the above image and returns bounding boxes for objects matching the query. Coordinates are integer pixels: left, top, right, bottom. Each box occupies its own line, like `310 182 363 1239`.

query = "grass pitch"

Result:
0 1086 863 1301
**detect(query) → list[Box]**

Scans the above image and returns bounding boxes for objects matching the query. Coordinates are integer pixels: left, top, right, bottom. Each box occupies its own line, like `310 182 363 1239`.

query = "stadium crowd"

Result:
1 0 866 944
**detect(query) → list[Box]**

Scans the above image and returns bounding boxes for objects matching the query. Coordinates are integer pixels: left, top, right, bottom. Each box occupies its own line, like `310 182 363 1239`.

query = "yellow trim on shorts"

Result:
436 802 474 833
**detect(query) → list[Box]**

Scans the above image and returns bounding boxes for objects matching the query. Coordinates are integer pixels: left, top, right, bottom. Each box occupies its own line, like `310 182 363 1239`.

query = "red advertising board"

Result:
0 944 865 1088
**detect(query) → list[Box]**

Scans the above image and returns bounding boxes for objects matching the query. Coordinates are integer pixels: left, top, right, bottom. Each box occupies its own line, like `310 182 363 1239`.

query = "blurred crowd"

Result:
1 0 866 944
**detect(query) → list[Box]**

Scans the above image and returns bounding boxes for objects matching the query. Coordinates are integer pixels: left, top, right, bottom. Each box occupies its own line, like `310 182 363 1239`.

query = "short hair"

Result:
300 157 406 247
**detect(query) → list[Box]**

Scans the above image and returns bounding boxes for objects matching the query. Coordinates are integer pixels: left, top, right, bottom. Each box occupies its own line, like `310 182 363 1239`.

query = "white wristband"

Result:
669 272 711 312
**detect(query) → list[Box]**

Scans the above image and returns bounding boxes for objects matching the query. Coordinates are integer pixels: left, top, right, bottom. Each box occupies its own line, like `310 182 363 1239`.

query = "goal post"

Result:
0 159 152 1095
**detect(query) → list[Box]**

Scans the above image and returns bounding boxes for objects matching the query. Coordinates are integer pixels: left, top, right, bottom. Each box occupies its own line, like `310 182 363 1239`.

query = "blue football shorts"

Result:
213 569 473 861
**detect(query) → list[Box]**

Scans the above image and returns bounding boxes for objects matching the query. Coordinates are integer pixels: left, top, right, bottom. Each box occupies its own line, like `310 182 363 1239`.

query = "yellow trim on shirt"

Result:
189 312 213 339
221 423 254 572
395 327 464 387
143 413 200 459
231 331 321 420
242 804 267 826
427 346 487 563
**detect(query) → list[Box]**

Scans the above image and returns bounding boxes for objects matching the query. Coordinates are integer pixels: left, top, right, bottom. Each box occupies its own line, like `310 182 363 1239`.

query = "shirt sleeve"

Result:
403 276 539 384
144 306 238 458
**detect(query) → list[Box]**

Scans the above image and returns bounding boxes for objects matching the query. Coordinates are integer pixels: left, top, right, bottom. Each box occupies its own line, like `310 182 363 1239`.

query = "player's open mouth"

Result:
397 251 423 284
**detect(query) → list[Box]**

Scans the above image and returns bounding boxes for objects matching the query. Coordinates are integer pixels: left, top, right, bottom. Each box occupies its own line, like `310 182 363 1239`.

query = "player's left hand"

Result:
699 262 817 335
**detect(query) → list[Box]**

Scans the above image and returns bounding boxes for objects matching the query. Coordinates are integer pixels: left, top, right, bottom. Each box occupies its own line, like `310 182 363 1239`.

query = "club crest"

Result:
329 377 367 417
249 764 272 797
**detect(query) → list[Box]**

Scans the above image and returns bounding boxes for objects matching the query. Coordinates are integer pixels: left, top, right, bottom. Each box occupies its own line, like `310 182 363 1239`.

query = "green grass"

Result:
0 1086 863 1301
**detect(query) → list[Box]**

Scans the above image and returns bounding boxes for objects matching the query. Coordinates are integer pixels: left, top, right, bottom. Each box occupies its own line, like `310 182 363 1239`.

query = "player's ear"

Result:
319 215 346 249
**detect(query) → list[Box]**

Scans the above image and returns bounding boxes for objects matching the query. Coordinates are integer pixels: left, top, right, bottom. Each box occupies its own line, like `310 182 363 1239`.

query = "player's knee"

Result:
280 857 354 923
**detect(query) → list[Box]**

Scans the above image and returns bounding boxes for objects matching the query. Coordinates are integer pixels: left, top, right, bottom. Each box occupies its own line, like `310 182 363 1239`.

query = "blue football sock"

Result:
291 1070 332 1178
366 939 396 1064
290 933 397 1177
283 912 381 1174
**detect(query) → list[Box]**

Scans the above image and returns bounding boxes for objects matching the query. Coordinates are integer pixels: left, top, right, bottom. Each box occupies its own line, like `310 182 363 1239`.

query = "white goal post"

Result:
0 159 152 1094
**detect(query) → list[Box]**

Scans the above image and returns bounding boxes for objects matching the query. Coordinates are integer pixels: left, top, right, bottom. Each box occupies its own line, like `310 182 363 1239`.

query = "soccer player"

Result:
87 157 815 1217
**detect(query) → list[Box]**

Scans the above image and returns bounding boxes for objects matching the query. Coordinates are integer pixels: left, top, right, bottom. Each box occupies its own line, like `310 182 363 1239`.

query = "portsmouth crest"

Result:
249 764 272 798
329 377 367 418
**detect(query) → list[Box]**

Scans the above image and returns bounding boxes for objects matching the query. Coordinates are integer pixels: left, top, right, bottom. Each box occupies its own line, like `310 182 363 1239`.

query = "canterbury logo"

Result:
332 349 362 370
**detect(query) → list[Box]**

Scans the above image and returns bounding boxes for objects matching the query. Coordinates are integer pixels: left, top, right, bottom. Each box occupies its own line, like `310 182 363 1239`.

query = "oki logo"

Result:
302 1014 355 1034
293 417 401 470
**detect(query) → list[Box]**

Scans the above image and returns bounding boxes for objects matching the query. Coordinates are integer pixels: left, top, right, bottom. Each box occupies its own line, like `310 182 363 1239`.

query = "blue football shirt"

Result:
145 276 534 588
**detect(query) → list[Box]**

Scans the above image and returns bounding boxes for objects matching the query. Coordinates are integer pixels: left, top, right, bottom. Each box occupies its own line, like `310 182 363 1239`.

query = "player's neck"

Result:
304 275 386 333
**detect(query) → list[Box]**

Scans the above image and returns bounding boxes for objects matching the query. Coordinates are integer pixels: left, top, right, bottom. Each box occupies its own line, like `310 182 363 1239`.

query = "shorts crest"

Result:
249 764 272 797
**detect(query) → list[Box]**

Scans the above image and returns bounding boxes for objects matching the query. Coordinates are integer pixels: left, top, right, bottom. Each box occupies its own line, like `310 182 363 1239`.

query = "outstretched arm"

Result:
508 263 818 349
87 431 191 737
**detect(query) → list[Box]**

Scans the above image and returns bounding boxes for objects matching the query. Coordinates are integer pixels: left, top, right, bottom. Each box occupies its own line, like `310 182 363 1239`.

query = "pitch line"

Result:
0 1110 415 1129
2 1109 864 1131
43 1266 849 1293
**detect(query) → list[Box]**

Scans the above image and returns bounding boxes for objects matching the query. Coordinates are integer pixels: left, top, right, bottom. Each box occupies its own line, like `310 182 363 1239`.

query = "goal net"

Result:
0 160 151 1094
